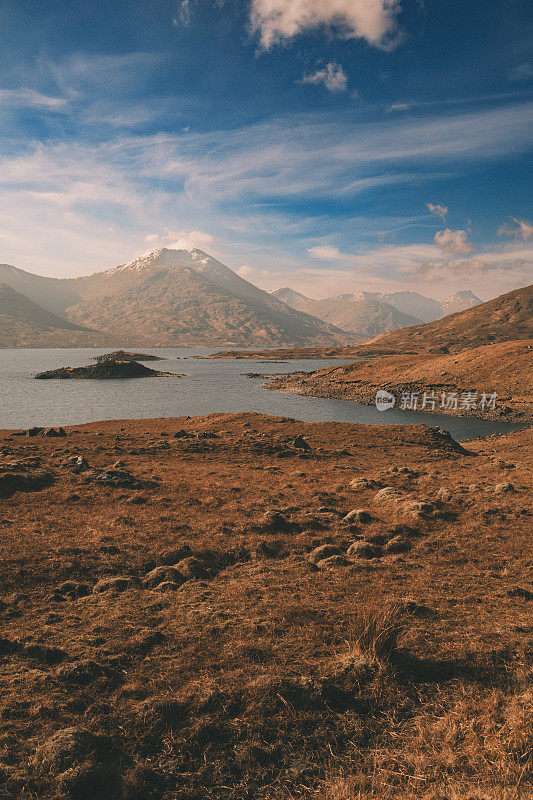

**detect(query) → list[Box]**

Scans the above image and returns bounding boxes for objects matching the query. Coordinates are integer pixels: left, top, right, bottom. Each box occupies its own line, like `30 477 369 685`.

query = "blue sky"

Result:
0 0 531 299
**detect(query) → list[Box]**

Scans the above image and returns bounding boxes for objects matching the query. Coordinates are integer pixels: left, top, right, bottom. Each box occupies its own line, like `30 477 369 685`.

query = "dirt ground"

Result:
0 413 531 799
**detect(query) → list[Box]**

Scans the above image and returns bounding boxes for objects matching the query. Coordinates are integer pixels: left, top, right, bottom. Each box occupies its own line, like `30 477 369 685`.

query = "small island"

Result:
93 349 164 362
35 352 182 380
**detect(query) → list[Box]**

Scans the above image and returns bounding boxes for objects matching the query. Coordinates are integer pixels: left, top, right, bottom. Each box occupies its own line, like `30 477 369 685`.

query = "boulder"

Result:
346 541 381 559
343 509 372 524
175 557 207 579
494 483 515 494
383 535 412 554
308 544 341 564
292 436 311 451
143 566 183 589
93 576 135 594
316 555 351 569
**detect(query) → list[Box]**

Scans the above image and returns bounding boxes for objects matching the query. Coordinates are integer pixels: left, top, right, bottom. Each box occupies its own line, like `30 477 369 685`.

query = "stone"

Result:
52 581 91 601
308 544 341 564
507 587 533 600
374 487 402 503
93 576 135 594
260 509 290 532
143 565 183 589
154 581 182 592
349 478 380 490
346 541 381 559
175 557 207 579
436 488 453 502
343 508 372 524
316 555 351 569
43 427 67 437
494 483 515 494
292 436 311 451
383 535 412 554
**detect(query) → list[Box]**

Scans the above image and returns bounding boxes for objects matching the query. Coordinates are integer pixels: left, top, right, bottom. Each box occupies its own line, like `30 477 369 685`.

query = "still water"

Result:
0 347 524 440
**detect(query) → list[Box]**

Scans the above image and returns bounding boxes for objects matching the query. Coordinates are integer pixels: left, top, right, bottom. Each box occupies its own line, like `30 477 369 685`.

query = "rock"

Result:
173 430 194 439
468 484 480 492
343 509 372 524
436 488 453 502
308 544 341 564
126 630 166 655
260 509 290 532
175 557 207 579
93 576 135 594
43 427 67 437
156 545 192 565
398 598 433 617
346 541 381 559
27 426 44 437
383 535 412 554
316 555 351 569
401 500 435 517
154 581 182 592
292 436 311 451
34 727 109 772
143 566 183 589
349 478 380 490
494 482 515 494
52 581 91 601
374 487 402 503
72 456 90 473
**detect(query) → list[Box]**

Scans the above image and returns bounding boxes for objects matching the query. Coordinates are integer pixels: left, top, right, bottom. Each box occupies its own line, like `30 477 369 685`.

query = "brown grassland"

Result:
0 413 531 799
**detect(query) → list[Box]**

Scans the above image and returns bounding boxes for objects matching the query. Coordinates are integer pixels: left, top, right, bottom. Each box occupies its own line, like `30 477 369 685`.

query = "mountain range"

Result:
0 248 497 349
0 249 350 348
271 287 483 335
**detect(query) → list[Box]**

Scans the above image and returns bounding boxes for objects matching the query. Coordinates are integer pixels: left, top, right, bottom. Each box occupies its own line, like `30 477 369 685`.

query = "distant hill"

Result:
0 250 351 348
0 283 111 348
273 286 483 328
353 284 533 355
441 289 482 316
273 287 423 337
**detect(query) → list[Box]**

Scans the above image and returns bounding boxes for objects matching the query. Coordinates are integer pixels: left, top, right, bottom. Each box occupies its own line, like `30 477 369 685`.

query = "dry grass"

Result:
0 413 531 799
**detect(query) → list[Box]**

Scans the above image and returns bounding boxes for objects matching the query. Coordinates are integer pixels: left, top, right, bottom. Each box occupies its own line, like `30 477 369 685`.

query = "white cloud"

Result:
497 218 533 242
237 265 254 278
173 0 191 26
386 102 411 112
434 228 473 254
250 0 402 50
166 230 215 250
509 63 533 82
0 88 68 110
144 233 160 243
426 202 448 222
302 62 348 93
308 245 344 260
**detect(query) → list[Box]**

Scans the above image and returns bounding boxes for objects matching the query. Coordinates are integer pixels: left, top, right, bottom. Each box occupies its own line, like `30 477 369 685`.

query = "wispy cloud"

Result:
302 62 348 93
0 88 68 111
426 202 448 222
509 63 533 82
386 102 412 112
250 0 403 50
497 217 533 241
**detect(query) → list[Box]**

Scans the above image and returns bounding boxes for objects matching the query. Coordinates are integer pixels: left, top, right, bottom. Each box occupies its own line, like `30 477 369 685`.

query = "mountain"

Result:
272 288 422 338
272 286 483 326
373 290 443 323
0 282 111 348
270 287 311 311
441 289 482 316
0 249 352 348
353 284 533 355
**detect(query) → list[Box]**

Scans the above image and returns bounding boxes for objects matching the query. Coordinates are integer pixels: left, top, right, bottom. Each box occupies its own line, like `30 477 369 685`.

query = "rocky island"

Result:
34 352 182 380
93 350 165 363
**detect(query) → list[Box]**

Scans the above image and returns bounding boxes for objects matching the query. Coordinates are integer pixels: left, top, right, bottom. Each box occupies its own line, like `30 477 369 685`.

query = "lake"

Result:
0 347 524 440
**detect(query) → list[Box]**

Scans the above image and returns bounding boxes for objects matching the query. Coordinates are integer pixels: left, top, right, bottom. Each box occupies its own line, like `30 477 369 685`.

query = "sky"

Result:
0 0 531 300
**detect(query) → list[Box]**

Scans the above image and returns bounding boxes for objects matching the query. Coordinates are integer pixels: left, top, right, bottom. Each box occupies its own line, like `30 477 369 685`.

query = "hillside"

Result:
0 283 112 348
353 284 533 355
0 250 352 348
268 339 533 420
1 413 531 799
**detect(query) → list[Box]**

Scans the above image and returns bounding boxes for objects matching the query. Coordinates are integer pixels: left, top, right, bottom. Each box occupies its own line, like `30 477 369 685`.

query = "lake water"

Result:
0 347 524 441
